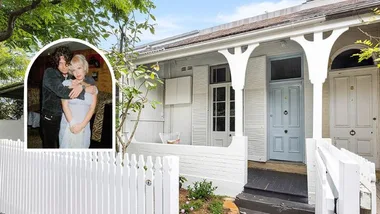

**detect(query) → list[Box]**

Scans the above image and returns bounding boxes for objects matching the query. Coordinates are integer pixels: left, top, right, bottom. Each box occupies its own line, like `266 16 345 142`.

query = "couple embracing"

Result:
40 46 97 149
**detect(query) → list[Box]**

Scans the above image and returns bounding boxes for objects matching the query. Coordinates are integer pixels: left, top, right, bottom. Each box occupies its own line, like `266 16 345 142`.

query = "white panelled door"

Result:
269 81 304 162
210 84 235 147
330 67 378 164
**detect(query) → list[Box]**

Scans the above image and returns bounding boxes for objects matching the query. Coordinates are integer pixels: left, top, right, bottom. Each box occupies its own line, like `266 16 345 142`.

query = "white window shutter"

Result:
165 78 177 105
244 56 267 162
192 65 209 146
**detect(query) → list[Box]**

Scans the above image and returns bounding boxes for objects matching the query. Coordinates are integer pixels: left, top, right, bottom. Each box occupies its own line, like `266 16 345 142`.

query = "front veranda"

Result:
126 18 380 202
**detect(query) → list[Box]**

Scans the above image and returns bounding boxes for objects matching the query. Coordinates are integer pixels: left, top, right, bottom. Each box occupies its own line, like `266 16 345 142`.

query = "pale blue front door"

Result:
269 81 304 162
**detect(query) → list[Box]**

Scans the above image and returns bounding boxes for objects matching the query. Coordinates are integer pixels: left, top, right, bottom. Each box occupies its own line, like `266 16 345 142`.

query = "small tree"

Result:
106 1 162 156
353 8 380 67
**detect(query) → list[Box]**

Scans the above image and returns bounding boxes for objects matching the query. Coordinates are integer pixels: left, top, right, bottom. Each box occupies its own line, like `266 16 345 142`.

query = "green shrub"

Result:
180 199 203 213
187 179 217 200
208 200 224 214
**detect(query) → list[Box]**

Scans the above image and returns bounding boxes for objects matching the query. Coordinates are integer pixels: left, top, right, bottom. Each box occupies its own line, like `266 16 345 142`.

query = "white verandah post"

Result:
218 44 259 137
291 28 348 139
291 27 348 205
219 44 258 185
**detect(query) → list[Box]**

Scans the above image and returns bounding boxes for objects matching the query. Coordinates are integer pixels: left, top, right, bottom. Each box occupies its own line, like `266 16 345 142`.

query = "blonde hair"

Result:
69 54 89 75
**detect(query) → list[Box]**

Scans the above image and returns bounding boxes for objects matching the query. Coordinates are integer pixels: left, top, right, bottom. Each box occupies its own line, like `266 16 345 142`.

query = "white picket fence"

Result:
0 139 179 214
314 138 376 214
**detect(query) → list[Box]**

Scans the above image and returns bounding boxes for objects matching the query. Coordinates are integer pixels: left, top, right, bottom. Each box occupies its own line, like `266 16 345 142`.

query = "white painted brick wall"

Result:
245 56 267 161
127 136 248 196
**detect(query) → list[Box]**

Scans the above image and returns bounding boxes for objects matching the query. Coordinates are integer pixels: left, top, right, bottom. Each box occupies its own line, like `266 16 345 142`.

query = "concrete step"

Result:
239 207 270 214
248 160 307 175
244 185 308 204
245 168 308 203
235 192 315 214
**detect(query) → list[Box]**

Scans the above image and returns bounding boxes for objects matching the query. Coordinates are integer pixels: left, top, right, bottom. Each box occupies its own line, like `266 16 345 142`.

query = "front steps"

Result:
236 168 315 213
248 160 307 175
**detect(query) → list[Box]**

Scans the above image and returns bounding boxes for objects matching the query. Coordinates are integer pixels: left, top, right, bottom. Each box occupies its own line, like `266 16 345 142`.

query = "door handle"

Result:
350 130 356 136
284 130 288 134
284 110 288 115
229 134 232 137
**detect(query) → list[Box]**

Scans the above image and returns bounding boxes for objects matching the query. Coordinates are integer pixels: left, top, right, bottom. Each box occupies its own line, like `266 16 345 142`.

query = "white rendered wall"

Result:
0 118 24 141
127 136 248 196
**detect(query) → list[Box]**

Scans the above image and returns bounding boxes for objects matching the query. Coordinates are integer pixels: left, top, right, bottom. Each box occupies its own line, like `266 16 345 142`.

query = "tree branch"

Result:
116 99 131 133
358 27 380 44
0 0 62 42
124 100 144 150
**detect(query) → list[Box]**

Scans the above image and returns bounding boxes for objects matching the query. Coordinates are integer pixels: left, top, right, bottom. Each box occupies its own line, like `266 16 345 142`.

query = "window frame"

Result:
268 54 304 83
209 64 231 84
330 48 375 70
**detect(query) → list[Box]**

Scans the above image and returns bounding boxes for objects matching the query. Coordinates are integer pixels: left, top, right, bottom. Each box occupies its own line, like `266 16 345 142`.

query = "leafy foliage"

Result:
0 98 23 120
187 179 218 201
0 0 155 82
180 199 204 213
0 43 29 81
208 200 224 214
179 180 224 213
0 0 151 50
353 8 380 68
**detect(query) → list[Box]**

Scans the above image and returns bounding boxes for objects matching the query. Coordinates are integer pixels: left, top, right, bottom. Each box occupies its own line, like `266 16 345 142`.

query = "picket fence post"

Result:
110 152 116 214
146 156 154 214
122 153 131 214
338 158 360 214
154 157 163 214
115 152 122 214
163 156 180 214
0 139 180 214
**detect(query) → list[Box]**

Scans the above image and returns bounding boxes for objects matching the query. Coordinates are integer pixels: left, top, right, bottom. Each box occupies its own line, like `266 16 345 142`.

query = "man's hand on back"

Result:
69 84 83 98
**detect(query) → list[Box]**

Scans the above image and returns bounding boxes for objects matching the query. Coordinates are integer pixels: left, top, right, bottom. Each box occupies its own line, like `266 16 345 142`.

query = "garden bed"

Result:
179 188 238 214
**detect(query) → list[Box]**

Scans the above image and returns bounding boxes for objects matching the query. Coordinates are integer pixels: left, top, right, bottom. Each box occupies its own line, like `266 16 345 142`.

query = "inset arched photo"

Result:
25 39 115 151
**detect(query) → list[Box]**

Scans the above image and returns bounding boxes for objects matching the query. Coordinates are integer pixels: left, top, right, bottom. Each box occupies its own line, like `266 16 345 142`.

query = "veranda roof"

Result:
0 82 23 100
138 0 380 55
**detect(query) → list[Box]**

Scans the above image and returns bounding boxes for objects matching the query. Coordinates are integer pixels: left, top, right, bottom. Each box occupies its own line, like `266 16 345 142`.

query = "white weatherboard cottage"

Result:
126 0 380 204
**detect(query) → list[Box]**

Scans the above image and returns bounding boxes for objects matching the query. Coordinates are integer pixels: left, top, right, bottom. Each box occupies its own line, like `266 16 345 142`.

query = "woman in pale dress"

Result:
59 54 97 148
